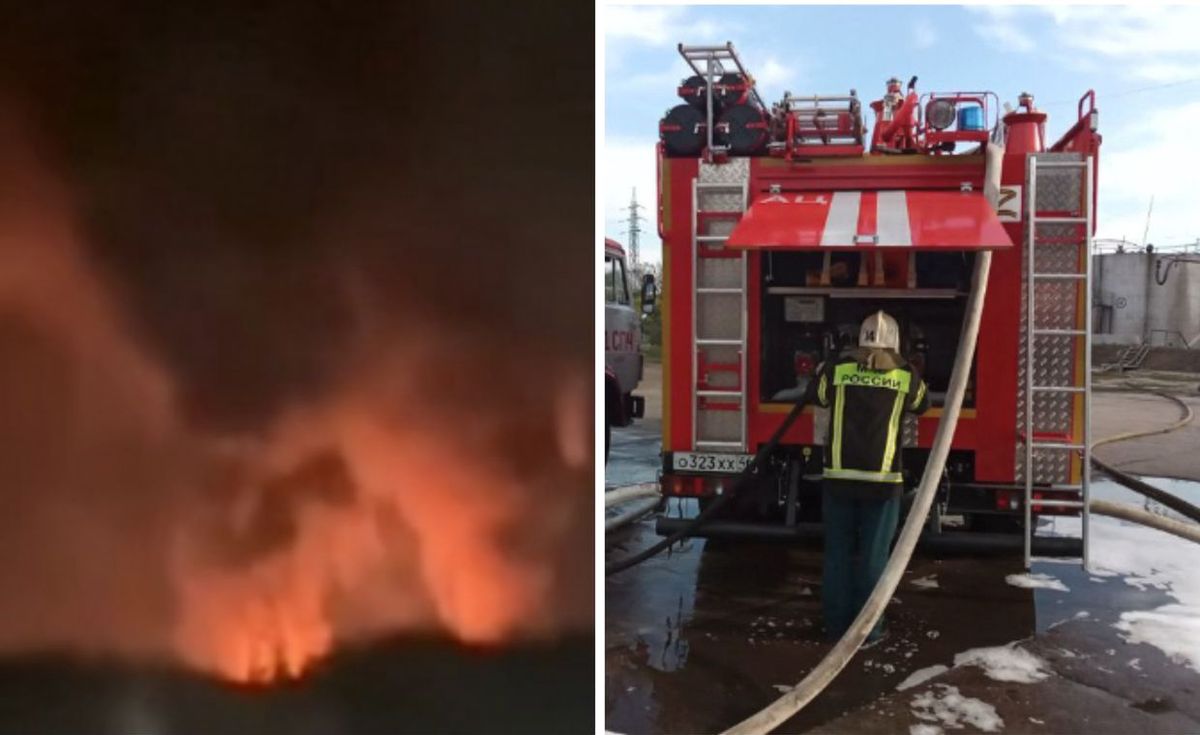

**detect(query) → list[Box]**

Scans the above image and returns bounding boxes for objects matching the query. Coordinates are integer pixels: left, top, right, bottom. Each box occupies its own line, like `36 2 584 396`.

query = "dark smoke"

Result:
0 1 590 430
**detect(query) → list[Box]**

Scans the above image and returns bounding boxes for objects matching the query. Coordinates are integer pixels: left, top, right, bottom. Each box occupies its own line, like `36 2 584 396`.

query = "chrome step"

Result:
1033 273 1085 280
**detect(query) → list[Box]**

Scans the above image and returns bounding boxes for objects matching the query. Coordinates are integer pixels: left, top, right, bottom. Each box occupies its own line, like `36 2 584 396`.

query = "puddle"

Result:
1034 476 1200 671
606 474 1200 733
605 424 662 489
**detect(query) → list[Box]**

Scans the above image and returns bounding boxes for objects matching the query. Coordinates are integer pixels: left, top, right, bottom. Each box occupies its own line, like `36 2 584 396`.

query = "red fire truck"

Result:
655 43 1100 564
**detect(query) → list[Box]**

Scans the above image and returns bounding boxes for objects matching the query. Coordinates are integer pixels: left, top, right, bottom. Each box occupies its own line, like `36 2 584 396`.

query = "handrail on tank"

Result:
1078 89 1096 121
656 142 665 239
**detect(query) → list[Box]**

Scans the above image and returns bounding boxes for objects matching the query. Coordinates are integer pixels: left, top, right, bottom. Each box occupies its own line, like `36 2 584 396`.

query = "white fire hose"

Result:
722 250 994 735
1088 499 1200 544
604 483 661 507
604 483 663 532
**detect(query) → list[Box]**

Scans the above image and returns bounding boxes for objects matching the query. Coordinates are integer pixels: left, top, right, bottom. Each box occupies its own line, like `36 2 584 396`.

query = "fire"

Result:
171 395 574 683
0 109 592 685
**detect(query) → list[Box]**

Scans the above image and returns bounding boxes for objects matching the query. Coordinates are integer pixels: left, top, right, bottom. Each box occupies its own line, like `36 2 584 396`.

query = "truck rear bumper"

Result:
654 517 1083 557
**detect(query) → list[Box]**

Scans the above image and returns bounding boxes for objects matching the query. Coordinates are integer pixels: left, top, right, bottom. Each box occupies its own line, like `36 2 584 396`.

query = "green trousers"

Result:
821 482 900 641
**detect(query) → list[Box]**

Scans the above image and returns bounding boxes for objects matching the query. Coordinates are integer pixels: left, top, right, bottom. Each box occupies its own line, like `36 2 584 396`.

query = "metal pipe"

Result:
1024 157 1037 569
1083 155 1094 569
692 178 699 451
705 57 715 155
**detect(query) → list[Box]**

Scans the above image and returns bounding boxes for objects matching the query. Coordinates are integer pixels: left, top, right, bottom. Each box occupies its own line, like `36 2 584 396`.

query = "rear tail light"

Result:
662 475 728 497
994 489 1080 515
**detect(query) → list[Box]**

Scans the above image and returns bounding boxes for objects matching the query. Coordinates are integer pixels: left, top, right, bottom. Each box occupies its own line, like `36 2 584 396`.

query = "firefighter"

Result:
812 310 929 644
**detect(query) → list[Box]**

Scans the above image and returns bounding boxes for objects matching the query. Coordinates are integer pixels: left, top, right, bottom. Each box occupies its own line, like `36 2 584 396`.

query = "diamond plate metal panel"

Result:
1032 280 1079 329
698 158 749 213
698 291 741 341
698 257 742 289
701 218 738 238
1033 154 1084 214
698 408 741 442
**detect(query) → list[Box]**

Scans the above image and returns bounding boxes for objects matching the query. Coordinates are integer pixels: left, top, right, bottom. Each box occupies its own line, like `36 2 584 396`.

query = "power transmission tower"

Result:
1141 195 1154 249
624 187 646 276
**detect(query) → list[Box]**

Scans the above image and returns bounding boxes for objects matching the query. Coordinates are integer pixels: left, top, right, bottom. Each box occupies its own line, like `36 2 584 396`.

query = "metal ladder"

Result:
677 42 766 159
1022 155 1094 569
1118 342 1150 371
692 177 749 452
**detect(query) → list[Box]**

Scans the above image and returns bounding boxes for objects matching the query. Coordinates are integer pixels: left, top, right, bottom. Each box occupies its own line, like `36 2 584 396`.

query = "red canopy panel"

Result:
725 190 1014 250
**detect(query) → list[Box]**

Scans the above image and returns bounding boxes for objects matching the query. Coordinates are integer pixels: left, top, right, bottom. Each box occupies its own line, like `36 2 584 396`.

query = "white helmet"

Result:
859 310 900 351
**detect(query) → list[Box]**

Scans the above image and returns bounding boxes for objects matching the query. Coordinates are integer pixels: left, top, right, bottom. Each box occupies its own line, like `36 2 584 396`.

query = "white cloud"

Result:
969 5 1200 83
605 6 681 45
971 16 1035 53
1094 101 1200 247
913 19 937 50
753 58 795 93
1040 5 1200 59
619 66 685 94
1126 62 1200 84
603 137 661 263
604 6 721 46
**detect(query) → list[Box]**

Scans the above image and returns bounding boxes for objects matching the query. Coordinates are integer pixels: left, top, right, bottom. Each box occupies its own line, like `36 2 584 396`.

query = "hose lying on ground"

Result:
1089 389 1200 523
721 250 994 735
605 496 662 532
604 482 661 508
605 391 813 576
1089 498 1200 544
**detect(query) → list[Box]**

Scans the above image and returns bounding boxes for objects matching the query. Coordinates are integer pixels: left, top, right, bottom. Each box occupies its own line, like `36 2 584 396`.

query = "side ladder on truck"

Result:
692 173 749 453
1021 154 1094 569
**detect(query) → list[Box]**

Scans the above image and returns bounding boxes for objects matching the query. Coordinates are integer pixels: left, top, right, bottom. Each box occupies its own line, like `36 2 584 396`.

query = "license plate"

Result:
672 452 753 474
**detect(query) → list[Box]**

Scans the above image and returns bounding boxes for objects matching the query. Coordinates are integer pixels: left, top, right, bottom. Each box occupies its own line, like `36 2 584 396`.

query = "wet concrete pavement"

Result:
606 388 1200 734
607 518 1037 733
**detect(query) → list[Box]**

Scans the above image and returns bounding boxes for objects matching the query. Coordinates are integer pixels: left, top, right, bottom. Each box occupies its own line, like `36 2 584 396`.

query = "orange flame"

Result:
0 111 592 684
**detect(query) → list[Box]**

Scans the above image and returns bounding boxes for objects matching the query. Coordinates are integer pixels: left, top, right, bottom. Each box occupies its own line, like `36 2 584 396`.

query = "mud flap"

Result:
627 394 645 419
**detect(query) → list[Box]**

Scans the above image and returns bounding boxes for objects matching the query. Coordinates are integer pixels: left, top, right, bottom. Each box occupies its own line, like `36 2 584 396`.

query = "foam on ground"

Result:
911 574 939 589
896 664 949 691
1046 512 1200 673
910 684 1003 732
953 643 1050 683
1005 572 1069 592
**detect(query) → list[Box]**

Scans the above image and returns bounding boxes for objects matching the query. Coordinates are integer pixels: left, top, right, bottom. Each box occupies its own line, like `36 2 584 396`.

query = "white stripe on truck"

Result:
820 191 860 247
875 190 912 246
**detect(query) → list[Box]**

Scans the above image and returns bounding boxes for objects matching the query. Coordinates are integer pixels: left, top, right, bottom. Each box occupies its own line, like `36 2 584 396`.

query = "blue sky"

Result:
603 4 1200 262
